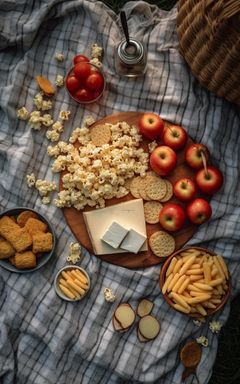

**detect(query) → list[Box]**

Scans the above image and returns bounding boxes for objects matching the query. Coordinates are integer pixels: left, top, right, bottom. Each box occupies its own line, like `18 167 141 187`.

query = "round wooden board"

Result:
60 112 201 269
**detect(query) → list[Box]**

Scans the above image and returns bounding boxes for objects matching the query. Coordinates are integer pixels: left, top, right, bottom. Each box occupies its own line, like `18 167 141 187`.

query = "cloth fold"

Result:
0 1 240 383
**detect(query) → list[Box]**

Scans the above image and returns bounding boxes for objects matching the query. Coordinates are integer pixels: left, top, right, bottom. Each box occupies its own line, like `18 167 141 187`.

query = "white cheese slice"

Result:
101 221 128 249
120 228 147 254
83 199 148 255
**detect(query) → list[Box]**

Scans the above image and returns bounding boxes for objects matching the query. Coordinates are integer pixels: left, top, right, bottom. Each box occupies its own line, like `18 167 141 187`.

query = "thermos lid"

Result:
117 39 144 65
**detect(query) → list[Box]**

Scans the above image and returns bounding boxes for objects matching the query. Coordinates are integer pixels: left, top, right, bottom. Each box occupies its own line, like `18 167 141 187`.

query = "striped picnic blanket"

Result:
0 1 240 383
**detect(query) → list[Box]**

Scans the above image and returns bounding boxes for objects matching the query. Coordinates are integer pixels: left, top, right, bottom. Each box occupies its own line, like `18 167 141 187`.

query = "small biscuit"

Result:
32 232 53 253
144 201 163 224
24 218 48 236
90 124 111 146
149 231 175 258
0 237 15 259
17 211 39 227
14 251 37 269
159 180 173 202
0 216 20 237
138 176 152 201
8 228 33 252
146 177 167 200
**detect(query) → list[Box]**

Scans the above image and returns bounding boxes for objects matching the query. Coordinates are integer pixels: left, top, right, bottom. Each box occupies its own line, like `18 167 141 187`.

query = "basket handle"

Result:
204 0 240 27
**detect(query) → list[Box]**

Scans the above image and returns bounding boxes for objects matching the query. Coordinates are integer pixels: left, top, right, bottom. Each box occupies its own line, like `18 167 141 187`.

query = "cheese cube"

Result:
120 228 147 254
101 221 128 249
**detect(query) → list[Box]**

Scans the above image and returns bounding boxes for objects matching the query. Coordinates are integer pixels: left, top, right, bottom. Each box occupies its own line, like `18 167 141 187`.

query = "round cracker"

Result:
149 231 175 258
146 177 167 201
90 124 111 146
130 176 142 198
159 180 173 202
144 201 163 224
138 176 152 201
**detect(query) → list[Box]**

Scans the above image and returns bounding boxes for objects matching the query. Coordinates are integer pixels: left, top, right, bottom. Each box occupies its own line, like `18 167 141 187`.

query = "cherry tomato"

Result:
66 76 81 93
75 88 94 102
73 54 89 65
85 72 104 91
73 62 91 80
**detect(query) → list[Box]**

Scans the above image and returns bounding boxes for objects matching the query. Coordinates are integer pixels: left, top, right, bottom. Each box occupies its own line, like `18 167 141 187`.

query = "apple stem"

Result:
200 151 209 177
168 126 174 135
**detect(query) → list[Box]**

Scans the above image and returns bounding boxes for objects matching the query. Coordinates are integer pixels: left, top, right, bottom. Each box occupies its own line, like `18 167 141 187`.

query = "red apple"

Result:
138 112 164 140
185 144 210 169
150 146 177 176
186 198 212 224
162 125 188 151
159 203 186 232
173 178 197 201
195 166 223 195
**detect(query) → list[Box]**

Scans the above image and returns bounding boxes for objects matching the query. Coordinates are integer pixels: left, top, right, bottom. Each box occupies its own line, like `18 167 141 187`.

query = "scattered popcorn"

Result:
46 129 60 142
29 111 42 130
33 93 52 111
59 110 71 121
83 115 96 127
41 114 54 127
209 320 222 334
196 336 208 347
55 52 64 62
193 318 206 327
55 75 64 87
52 121 64 132
35 179 57 197
17 107 29 120
148 140 158 153
91 43 103 59
90 57 102 69
103 288 116 303
66 242 81 264
42 196 51 205
26 173 36 188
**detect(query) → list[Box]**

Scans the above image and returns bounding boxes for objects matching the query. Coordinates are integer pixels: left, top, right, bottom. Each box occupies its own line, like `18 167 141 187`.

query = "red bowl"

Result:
65 63 106 104
159 247 231 317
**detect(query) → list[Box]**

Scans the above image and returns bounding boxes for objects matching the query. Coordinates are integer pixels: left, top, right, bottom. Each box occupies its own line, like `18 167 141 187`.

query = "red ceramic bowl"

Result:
65 63 106 104
159 247 231 317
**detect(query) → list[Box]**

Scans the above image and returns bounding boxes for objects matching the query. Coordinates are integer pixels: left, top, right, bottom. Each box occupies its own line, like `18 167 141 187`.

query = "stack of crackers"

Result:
0 210 53 269
129 172 176 258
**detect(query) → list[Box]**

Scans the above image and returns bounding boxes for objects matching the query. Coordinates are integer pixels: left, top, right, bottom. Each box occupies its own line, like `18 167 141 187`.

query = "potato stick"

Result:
59 278 80 297
178 277 190 294
186 268 203 275
172 275 187 293
166 257 178 277
202 301 216 309
188 284 202 292
169 292 190 310
195 304 207 316
189 275 203 282
182 290 191 298
190 263 201 269
185 294 211 304
59 284 76 299
173 303 191 314
167 273 180 292
190 291 209 297
217 255 229 279
203 262 211 284
208 277 224 287
162 273 173 294
179 255 197 275
66 279 85 295
61 270 74 281
213 258 225 280
73 278 88 290
173 259 183 274
73 269 88 284
70 270 88 287
193 282 213 291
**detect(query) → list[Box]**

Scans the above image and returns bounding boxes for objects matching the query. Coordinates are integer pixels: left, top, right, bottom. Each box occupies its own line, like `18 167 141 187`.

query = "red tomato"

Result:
85 72 104 91
75 88 94 102
73 62 91 80
66 76 81 93
73 54 89 65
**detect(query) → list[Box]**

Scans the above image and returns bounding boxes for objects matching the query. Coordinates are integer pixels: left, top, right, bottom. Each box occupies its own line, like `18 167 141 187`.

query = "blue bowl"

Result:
0 207 56 273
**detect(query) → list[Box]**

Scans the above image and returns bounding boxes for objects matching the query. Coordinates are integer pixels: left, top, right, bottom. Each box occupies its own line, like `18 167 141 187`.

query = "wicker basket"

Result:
177 0 240 106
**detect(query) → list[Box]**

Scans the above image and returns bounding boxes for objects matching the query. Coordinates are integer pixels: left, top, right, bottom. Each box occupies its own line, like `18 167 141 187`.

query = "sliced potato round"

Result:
112 316 128 333
137 328 149 343
137 299 154 317
138 315 160 340
114 303 136 330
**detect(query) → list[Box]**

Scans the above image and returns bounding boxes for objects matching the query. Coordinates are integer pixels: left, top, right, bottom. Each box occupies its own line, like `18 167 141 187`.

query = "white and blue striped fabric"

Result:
0 1 240 383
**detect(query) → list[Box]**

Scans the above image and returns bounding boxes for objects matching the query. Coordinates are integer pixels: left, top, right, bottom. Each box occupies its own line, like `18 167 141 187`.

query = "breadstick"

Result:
178 277 190 294
203 262 211 284
179 255 197 275
162 273 173 294
185 294 211 305
173 259 183 274
195 304 207 316
216 255 229 279
186 269 203 275
169 292 190 311
73 269 88 285
208 277 224 287
213 258 225 280
193 282 213 291
166 257 178 277
59 284 75 299
66 279 85 295
173 303 191 314
172 275 187 293
167 273 180 292
189 275 203 282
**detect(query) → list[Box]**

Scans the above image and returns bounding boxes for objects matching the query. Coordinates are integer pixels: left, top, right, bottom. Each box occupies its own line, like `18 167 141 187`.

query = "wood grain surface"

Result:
60 112 201 269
